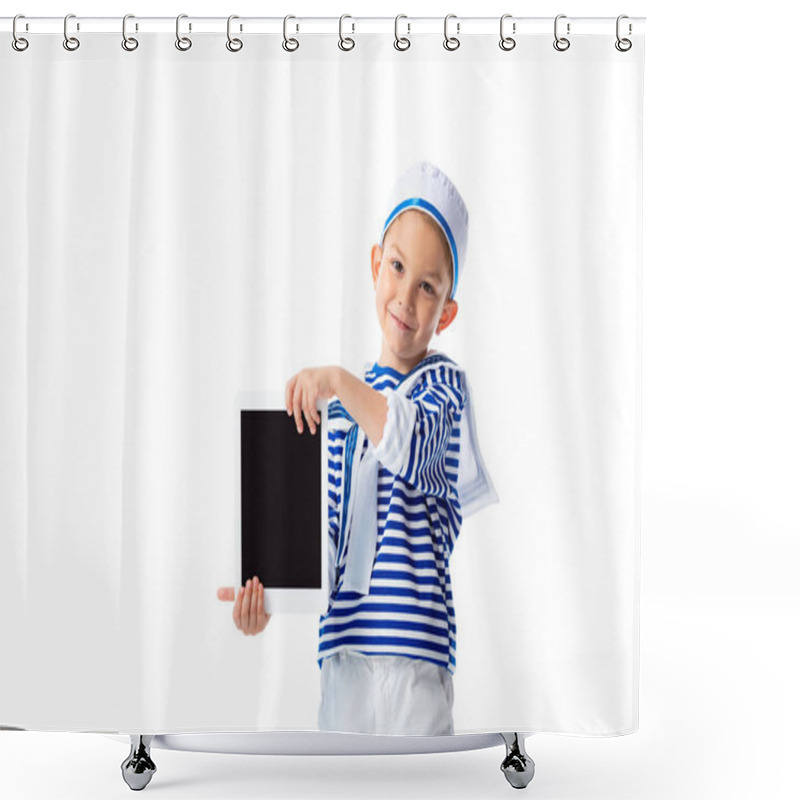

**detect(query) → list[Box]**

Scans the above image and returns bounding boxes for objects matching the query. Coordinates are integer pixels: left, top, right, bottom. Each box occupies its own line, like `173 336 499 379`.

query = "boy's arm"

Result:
334 367 389 448
373 370 466 500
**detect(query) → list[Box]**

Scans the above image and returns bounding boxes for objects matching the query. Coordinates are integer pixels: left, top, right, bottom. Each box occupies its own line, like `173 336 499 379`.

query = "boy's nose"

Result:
397 288 413 308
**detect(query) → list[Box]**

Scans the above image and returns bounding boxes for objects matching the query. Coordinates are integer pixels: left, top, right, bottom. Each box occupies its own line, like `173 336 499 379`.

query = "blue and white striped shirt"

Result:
318 351 467 675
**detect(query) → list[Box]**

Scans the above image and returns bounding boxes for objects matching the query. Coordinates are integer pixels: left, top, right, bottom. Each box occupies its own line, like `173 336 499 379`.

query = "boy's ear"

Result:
371 244 382 285
436 299 459 334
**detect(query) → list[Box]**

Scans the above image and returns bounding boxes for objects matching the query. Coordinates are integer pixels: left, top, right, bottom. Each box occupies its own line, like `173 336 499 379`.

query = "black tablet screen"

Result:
240 410 322 589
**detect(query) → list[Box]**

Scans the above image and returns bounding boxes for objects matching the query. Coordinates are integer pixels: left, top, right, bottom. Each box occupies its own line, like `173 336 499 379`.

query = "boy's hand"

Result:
285 366 339 436
217 577 271 636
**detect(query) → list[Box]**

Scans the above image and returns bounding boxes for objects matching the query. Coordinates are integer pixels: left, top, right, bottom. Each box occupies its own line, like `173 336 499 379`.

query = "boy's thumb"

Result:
217 586 236 602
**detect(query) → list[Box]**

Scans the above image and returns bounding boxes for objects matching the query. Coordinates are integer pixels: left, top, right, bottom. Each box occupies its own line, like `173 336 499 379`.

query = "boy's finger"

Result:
244 579 254 629
217 586 236 602
257 585 270 631
292 388 303 433
285 376 296 417
233 586 244 630
252 580 264 632
303 401 316 435
242 580 252 630
239 582 252 630
250 579 262 630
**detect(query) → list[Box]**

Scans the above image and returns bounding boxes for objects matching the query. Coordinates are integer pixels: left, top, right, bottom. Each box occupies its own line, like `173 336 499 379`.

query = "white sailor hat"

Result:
380 161 469 300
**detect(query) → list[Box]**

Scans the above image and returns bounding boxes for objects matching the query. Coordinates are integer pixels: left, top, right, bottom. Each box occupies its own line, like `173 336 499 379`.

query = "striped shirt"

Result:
318 351 467 675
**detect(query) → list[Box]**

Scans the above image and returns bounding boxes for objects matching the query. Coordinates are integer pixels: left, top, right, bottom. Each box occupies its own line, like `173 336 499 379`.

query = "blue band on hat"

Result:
382 197 459 299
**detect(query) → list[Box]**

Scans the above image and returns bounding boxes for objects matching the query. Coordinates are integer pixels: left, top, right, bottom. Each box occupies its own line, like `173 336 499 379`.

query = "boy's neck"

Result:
376 347 435 375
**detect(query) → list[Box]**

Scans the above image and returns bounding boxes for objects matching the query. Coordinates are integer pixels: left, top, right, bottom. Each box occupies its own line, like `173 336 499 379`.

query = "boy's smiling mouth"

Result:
390 312 414 331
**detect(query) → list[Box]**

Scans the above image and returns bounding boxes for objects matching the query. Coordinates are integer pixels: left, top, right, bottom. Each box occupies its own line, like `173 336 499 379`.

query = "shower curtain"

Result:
0 18 643 737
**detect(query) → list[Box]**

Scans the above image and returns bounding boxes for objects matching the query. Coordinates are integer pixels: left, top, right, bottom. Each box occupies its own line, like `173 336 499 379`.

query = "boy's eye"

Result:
391 260 403 272
422 282 434 294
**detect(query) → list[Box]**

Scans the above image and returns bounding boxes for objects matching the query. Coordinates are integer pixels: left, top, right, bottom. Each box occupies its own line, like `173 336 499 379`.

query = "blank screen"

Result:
240 410 322 589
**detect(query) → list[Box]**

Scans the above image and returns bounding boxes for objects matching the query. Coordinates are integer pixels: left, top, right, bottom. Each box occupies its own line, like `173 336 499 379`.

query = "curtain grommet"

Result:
226 15 243 52
615 15 632 51
338 14 355 51
63 13 80 51
121 14 139 52
553 14 571 52
12 14 29 51
394 15 411 51
175 14 192 51
283 15 300 52
444 14 460 51
499 14 516 51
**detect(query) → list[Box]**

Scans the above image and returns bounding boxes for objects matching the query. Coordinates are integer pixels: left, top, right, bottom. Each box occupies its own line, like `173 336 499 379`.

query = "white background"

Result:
1 1 797 799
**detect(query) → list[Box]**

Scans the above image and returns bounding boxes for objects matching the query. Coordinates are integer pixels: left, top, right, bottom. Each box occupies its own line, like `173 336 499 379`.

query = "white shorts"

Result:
318 650 454 735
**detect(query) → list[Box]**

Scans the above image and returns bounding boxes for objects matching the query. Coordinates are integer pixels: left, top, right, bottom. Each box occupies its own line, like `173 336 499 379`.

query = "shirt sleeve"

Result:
326 398 356 597
373 367 466 499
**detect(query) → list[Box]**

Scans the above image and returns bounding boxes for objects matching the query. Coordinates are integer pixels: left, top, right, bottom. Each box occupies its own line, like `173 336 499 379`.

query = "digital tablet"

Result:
236 391 329 614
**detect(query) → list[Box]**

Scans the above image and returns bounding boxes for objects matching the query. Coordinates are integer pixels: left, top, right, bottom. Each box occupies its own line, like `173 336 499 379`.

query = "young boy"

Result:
219 162 497 735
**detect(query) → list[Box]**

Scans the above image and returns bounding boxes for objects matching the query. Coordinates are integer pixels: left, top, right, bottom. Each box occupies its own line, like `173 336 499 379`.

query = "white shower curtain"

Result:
0 22 643 736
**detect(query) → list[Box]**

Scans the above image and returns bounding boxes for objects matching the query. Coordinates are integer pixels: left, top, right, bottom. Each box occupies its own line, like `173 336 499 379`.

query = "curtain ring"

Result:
338 14 355 51
175 14 192 51
443 14 460 51
12 15 29 52
553 14 570 51
615 15 632 52
283 15 299 51
394 15 411 51
499 14 515 51
227 15 243 52
122 14 139 51
63 13 80 51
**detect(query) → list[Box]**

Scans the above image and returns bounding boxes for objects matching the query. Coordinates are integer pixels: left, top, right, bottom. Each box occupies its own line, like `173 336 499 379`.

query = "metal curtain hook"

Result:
63 13 80 51
394 14 410 51
122 14 139 51
499 14 515 51
339 14 355 51
12 14 29 51
615 14 632 51
444 14 460 51
227 15 243 51
175 13 192 50
553 14 570 51
283 15 299 51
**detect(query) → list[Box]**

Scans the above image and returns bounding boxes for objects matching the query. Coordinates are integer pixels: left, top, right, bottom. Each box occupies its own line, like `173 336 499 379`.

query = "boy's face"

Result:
371 209 459 372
